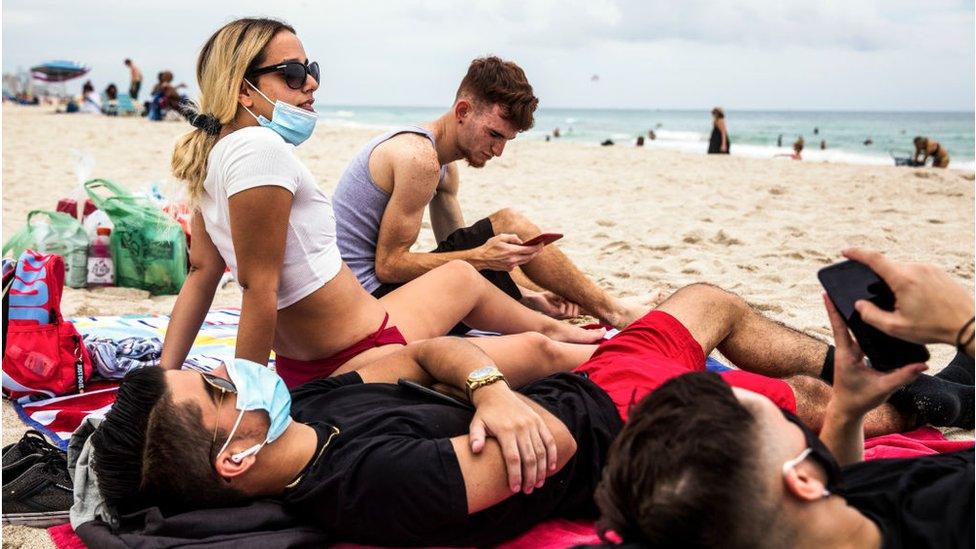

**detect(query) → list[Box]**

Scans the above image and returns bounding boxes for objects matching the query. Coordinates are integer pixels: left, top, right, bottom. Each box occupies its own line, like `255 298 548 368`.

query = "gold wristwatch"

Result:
465 366 506 401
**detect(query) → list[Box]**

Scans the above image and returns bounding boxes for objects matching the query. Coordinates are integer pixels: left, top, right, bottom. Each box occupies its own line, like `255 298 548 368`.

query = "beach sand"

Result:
2 104 974 547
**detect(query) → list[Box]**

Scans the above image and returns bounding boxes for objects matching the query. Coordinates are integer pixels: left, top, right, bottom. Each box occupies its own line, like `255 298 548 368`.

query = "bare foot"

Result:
603 290 665 329
542 321 606 344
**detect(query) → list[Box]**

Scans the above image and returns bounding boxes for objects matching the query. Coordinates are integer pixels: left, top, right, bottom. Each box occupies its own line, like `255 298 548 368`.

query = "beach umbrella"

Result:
30 60 90 82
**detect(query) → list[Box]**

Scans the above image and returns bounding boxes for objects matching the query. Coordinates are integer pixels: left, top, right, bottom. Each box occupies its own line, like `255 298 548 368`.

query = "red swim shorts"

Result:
573 311 797 421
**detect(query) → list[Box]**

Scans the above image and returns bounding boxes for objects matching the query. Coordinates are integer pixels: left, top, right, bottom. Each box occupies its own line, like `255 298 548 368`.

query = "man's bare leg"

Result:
655 283 826 379
488 208 651 329
785 375 913 437
656 283 914 436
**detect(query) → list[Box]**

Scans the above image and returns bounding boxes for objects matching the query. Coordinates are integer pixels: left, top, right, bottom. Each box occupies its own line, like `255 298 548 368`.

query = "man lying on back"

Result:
93 268 960 546
589 248 975 549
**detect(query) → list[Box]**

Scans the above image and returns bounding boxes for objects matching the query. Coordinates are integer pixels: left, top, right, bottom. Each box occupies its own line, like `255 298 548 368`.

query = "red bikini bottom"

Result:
275 313 407 388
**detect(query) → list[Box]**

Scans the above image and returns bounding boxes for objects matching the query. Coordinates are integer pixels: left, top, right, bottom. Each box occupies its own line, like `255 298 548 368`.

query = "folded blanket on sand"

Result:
82 335 163 379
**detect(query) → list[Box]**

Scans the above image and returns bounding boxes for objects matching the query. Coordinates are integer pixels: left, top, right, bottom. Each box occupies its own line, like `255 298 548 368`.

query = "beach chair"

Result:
115 93 137 116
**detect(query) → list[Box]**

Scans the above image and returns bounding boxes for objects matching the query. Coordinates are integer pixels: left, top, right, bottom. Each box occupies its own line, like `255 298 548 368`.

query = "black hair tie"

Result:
189 113 223 136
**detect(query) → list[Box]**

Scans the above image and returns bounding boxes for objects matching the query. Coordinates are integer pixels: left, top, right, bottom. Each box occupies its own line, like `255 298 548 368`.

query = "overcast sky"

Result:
3 0 974 111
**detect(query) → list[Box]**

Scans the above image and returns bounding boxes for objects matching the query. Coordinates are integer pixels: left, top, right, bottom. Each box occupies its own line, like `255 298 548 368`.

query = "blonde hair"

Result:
171 18 295 203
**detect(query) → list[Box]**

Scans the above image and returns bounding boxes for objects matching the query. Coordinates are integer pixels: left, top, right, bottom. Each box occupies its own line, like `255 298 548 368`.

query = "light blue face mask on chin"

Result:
217 358 293 464
242 79 318 146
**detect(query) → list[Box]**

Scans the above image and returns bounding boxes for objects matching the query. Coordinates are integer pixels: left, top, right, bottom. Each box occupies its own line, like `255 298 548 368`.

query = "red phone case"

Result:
521 233 563 246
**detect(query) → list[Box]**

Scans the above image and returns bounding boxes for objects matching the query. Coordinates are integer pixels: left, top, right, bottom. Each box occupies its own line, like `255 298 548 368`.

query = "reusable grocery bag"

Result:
83 178 187 295
2 210 89 288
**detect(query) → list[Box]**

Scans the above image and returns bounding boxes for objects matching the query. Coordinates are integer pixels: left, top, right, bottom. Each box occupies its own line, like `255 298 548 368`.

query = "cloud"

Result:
2 0 972 110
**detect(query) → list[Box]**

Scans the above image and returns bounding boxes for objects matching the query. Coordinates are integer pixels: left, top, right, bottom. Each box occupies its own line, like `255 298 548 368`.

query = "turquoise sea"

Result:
315 105 975 171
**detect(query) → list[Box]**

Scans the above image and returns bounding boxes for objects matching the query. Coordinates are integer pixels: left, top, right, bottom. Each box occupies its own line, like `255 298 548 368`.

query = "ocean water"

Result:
316 105 975 171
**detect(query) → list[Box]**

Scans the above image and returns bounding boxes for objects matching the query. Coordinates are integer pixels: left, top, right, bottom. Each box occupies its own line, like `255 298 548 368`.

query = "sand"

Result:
2 104 974 547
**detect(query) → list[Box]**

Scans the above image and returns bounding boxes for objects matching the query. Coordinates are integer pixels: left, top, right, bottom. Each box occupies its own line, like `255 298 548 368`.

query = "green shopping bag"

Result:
2 210 89 288
83 178 188 295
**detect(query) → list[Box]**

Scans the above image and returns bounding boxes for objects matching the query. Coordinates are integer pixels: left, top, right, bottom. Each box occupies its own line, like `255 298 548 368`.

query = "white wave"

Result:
642 139 975 171
320 109 355 118
653 130 706 142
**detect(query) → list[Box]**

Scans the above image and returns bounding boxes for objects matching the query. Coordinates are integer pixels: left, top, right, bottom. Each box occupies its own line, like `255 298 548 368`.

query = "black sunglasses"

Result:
247 60 320 90
199 371 237 464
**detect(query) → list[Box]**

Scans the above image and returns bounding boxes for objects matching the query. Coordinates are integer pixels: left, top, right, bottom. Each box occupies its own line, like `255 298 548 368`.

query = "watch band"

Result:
465 370 506 401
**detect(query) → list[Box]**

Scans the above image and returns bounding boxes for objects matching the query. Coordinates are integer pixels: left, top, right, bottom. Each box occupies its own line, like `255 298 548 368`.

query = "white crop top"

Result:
200 126 342 309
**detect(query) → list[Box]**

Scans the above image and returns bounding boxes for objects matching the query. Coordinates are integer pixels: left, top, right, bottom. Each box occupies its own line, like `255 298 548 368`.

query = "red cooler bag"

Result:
2 250 92 401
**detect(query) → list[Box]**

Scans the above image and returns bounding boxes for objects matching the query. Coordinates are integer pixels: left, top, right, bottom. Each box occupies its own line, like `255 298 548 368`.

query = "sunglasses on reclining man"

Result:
199 371 237 465
246 60 320 90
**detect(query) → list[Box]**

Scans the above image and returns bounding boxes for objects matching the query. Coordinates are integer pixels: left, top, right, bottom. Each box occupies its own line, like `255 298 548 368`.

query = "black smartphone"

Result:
818 260 929 370
397 378 474 410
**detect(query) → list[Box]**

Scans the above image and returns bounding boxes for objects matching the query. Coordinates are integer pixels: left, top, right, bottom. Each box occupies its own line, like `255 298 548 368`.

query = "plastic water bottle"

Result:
87 227 115 287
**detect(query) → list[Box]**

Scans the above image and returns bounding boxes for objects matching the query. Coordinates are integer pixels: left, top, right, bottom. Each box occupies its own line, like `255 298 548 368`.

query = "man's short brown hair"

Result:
456 56 538 132
594 372 782 549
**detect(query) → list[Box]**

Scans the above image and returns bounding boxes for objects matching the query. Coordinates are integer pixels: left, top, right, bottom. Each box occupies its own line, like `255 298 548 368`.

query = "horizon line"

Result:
314 103 976 114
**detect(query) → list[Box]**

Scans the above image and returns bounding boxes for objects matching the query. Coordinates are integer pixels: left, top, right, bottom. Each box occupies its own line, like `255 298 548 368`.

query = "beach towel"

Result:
27 310 970 548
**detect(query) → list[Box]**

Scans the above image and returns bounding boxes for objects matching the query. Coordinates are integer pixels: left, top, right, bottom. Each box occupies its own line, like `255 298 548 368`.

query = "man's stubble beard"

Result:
458 143 486 168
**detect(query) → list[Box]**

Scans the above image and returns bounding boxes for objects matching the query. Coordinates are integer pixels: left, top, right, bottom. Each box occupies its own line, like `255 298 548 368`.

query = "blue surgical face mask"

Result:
217 358 293 463
242 79 318 146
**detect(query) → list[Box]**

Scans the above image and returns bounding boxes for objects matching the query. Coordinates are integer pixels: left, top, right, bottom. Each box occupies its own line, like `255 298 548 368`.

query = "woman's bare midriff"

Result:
271 264 404 362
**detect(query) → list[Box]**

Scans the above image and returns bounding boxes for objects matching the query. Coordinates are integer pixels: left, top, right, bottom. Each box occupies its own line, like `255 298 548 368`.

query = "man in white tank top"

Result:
333 56 651 330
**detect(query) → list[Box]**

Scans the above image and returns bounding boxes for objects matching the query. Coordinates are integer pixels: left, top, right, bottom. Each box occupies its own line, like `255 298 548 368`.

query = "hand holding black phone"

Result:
818 260 930 370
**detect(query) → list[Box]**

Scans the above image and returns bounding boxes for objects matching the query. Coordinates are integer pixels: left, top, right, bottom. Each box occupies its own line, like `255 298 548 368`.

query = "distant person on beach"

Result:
332 56 652 329
601 139 614 146
148 71 188 120
813 126 819 135
103 83 119 115
820 139 827 150
124 58 142 99
80 80 100 114
914 136 950 168
636 136 644 147
553 127 561 138
777 134 783 147
863 137 874 146
162 19 602 388
708 107 729 154
648 129 656 140
776 136 804 160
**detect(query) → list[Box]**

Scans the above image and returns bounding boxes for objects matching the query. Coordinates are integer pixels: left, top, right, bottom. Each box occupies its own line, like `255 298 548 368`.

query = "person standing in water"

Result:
707 107 729 154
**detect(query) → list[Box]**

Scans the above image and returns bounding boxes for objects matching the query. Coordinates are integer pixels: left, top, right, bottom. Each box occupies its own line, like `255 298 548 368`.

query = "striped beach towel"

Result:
10 308 253 450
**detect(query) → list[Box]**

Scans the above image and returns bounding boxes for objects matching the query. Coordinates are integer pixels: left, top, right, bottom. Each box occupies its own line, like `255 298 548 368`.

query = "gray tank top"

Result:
333 126 447 293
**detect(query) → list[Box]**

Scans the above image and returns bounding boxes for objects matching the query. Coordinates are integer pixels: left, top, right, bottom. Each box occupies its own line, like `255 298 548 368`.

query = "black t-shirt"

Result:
840 449 974 549
282 371 623 547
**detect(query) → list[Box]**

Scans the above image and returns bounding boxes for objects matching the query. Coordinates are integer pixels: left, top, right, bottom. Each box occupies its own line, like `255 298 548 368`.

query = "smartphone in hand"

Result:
521 233 563 247
818 260 930 370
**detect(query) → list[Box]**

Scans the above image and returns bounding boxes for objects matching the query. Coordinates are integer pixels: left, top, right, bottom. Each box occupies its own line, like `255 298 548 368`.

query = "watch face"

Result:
469 366 495 381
